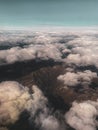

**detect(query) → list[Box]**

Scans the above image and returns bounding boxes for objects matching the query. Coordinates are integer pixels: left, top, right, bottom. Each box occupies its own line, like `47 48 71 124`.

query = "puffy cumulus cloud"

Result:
0 30 78 64
0 81 49 128
0 81 66 130
65 100 98 130
32 33 55 44
0 81 32 126
66 34 98 68
57 70 97 88
0 44 63 64
66 51 98 68
0 31 66 49
0 31 36 46
0 30 77 46
0 46 36 64
1 30 98 69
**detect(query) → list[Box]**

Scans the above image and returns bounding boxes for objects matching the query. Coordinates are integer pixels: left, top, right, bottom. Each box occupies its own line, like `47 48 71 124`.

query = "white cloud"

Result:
0 81 49 128
57 70 97 88
0 44 63 64
65 100 98 130
66 35 98 68
0 30 98 69
0 81 32 125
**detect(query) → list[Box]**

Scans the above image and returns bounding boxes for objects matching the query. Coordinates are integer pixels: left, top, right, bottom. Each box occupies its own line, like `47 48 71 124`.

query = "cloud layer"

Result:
0 30 98 70
1 29 98 130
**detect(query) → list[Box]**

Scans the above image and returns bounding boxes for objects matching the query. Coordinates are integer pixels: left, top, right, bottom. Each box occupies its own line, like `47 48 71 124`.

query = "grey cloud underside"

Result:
1 30 98 130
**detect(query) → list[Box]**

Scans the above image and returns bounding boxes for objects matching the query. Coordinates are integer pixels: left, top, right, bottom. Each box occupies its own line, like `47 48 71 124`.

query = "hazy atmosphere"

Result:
0 0 98 27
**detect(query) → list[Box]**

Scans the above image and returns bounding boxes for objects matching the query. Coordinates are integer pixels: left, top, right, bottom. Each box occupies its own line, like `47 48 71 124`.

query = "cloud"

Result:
0 30 77 64
65 34 98 68
57 70 97 88
0 30 98 69
40 116 61 130
0 44 63 64
0 81 49 129
65 100 98 130
1 29 98 130
0 81 66 130
0 81 32 126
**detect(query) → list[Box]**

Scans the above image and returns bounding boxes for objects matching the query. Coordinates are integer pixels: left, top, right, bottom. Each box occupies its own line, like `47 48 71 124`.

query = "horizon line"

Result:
0 25 98 31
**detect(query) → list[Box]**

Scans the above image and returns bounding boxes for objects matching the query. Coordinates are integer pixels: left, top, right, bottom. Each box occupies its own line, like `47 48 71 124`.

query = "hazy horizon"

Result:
0 0 98 27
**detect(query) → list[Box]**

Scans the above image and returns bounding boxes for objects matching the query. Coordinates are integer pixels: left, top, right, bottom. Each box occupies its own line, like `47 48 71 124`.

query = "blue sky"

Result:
0 0 98 27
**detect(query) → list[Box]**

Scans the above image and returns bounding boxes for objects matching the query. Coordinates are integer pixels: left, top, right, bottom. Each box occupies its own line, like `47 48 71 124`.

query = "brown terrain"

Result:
0 60 98 110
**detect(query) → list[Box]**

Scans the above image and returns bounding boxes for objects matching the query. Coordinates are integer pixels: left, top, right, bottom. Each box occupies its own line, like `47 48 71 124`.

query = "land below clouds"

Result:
0 59 98 130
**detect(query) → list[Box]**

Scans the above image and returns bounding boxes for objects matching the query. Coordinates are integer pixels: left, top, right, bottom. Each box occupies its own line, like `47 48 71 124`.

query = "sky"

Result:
0 0 98 28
